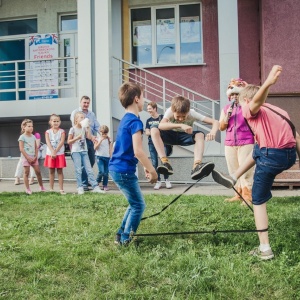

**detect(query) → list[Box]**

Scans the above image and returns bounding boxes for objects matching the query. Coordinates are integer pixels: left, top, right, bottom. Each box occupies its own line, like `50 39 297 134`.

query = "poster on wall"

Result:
180 16 201 43
156 18 175 45
132 20 151 46
27 33 59 100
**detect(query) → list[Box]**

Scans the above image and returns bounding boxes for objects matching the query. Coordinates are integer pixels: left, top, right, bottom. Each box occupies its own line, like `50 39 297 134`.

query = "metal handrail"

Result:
112 56 220 133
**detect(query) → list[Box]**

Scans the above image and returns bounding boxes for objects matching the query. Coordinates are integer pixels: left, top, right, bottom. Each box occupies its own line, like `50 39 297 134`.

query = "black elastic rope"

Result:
233 186 253 212
141 178 201 221
134 227 268 237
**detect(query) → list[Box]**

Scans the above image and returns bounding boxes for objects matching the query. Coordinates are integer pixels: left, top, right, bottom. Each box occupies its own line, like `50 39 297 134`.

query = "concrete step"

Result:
273 160 300 189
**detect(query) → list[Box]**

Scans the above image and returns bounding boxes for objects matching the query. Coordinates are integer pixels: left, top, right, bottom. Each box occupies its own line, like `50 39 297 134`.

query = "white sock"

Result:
260 244 271 252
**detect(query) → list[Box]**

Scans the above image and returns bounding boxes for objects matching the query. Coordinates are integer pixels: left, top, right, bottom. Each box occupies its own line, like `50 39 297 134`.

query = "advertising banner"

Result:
27 33 59 100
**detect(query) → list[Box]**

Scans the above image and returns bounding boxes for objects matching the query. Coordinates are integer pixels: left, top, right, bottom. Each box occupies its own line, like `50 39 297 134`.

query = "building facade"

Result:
0 0 299 157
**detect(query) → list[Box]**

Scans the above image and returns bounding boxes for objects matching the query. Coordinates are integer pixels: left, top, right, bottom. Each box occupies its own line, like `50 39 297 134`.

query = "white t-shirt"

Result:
163 108 206 131
68 127 87 153
95 134 111 157
45 128 65 155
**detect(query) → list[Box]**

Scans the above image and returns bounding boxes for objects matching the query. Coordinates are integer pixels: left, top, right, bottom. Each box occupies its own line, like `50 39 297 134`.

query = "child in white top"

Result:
68 112 104 194
18 119 46 195
44 114 67 194
94 125 113 191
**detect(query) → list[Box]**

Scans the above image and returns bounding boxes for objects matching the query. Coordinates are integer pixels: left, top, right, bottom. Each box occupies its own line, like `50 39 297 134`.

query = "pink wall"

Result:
238 0 261 85
146 0 220 100
260 0 300 94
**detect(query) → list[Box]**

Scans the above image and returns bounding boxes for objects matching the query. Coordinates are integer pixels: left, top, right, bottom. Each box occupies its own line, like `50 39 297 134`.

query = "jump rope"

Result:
133 138 268 239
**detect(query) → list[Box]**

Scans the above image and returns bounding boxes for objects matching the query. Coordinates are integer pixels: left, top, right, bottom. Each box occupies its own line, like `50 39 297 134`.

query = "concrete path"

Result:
0 179 299 197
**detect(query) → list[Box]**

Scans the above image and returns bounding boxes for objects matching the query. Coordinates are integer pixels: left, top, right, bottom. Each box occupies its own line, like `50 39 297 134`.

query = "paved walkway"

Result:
0 179 299 197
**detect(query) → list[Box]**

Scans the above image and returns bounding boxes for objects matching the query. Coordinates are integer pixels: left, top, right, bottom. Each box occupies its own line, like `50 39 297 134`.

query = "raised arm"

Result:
250 65 282 115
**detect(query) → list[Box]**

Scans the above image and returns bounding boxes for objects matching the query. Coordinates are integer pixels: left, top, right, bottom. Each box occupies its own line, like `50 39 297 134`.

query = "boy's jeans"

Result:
72 151 98 188
96 156 109 186
109 171 145 242
148 143 168 182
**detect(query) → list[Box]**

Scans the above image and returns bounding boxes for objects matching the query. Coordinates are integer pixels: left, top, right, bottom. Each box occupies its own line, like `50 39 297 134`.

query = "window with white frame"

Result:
131 3 202 66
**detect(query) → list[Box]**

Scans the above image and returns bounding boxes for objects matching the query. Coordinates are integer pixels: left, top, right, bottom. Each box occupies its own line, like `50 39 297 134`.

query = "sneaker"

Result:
165 180 172 189
26 189 32 195
83 186 89 192
154 181 162 190
191 162 215 180
40 186 47 192
77 187 84 195
249 247 274 260
157 162 173 175
92 186 105 193
103 186 109 191
14 177 20 185
60 190 67 195
114 234 121 245
212 170 236 188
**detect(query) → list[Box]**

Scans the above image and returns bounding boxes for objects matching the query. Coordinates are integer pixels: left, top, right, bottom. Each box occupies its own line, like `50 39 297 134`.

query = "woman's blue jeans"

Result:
96 156 109 186
109 170 145 243
72 151 98 188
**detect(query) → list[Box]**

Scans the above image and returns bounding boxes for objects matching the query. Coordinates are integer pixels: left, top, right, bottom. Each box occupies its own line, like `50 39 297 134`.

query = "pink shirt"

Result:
242 103 295 149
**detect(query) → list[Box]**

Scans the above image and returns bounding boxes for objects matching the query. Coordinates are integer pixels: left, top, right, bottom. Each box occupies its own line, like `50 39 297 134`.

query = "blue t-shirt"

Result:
109 112 143 173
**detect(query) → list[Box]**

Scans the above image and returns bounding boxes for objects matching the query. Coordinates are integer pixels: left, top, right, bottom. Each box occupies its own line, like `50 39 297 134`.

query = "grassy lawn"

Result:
0 191 299 299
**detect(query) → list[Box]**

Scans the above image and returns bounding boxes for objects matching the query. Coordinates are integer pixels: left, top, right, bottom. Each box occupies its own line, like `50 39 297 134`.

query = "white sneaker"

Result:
165 180 172 189
77 187 84 195
154 181 162 190
92 186 105 193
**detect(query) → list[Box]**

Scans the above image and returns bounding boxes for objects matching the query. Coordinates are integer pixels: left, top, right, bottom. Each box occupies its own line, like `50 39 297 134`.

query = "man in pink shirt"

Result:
212 65 300 260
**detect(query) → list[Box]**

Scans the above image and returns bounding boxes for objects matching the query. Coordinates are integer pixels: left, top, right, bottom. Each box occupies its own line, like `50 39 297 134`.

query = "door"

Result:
59 33 77 98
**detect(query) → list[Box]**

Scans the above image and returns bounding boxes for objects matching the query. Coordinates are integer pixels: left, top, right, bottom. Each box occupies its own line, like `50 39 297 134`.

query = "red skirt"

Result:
44 154 66 169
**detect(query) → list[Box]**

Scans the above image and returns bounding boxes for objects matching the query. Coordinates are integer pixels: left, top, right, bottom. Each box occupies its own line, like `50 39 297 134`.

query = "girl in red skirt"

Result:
44 114 67 194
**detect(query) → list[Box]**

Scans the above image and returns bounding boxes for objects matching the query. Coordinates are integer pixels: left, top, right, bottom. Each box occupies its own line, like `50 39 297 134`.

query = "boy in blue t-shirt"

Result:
109 82 158 245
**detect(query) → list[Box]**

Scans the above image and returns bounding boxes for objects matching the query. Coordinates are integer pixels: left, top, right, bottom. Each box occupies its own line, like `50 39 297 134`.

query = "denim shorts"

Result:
252 144 296 205
160 130 204 146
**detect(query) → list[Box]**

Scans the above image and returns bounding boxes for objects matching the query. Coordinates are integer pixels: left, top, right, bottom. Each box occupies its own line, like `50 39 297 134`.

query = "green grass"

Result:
0 191 300 299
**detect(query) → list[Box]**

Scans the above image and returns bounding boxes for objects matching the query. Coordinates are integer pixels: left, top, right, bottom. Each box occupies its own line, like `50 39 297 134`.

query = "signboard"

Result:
27 33 59 100
132 21 151 46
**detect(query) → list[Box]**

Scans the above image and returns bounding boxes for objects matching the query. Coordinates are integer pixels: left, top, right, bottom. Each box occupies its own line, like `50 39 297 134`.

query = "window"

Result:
131 4 202 66
0 19 37 37
61 15 78 31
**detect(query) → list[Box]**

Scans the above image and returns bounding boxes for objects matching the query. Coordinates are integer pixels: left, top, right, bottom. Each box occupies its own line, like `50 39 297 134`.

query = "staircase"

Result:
273 160 300 190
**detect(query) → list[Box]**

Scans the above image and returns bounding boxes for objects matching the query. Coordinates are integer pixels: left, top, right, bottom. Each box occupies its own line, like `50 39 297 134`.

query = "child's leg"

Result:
103 158 109 186
193 132 205 166
72 153 83 188
49 168 55 190
32 165 43 187
253 203 269 245
151 128 167 158
96 156 104 184
23 166 30 190
82 152 98 188
57 168 64 191
110 171 145 243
